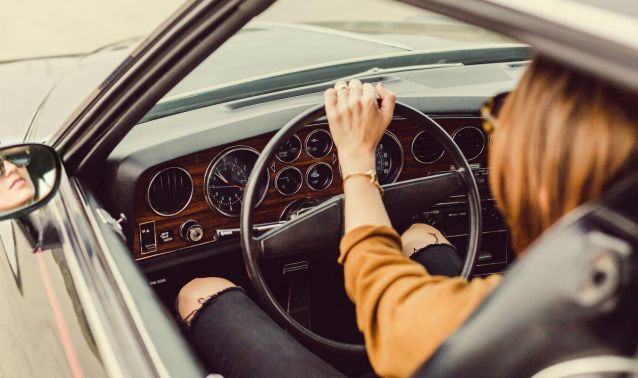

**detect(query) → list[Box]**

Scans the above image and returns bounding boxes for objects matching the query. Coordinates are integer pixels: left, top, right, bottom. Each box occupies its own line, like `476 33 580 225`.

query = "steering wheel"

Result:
241 102 482 355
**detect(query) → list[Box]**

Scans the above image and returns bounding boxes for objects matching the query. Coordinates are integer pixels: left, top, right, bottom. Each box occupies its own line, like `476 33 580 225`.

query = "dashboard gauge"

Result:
453 126 485 161
305 129 333 159
275 167 303 196
276 135 302 163
204 147 269 217
306 162 333 191
375 131 404 184
411 130 444 164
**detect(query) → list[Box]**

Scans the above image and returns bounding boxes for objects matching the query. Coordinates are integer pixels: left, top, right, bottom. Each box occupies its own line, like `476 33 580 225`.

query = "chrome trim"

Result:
275 134 302 163
531 355 637 378
306 162 334 191
452 126 485 161
146 167 193 217
380 130 404 184
305 129 333 159
275 166 303 196
203 146 270 217
411 130 445 164
216 221 286 239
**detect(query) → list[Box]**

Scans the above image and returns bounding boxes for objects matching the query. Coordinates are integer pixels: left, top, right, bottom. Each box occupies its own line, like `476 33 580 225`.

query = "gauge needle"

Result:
215 172 230 184
214 172 244 190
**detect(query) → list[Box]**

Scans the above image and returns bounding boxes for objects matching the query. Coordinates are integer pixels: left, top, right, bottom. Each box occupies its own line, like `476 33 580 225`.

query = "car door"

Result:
0 184 109 377
15 0 277 377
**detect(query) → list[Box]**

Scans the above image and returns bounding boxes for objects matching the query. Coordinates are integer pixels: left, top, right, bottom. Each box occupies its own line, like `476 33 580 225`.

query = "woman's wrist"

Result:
338 151 376 175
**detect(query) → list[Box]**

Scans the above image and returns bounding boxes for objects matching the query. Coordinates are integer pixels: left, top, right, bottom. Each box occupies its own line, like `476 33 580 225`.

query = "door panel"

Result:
0 217 107 378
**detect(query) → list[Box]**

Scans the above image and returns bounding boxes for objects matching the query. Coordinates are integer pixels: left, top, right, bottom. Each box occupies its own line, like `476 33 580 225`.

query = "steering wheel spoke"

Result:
257 196 344 258
383 171 464 229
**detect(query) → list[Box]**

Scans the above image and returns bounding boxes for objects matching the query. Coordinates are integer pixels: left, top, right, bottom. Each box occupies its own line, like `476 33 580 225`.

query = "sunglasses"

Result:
481 92 509 135
0 150 31 177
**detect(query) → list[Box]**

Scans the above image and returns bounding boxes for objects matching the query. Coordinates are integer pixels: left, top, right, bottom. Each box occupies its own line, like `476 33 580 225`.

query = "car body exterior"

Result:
0 0 635 377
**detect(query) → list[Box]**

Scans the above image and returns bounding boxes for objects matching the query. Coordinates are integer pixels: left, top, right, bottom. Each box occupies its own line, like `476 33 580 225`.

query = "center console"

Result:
412 168 513 275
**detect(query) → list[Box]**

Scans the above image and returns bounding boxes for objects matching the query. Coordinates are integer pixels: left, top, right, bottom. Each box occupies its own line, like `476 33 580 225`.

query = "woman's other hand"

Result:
324 79 396 175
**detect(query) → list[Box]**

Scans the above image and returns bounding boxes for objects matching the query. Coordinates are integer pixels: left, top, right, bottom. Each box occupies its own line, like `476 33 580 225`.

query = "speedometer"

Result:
204 147 269 217
375 131 404 184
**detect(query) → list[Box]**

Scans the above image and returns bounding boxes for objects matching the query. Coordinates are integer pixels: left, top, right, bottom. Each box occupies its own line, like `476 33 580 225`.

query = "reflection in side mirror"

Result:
0 144 61 221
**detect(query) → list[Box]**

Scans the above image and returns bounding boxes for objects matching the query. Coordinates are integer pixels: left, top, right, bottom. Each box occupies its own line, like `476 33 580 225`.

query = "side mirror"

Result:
0 144 61 221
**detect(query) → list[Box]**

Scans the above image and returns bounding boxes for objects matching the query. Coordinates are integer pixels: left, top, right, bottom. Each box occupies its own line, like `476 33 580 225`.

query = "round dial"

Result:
276 135 302 163
375 131 404 184
204 147 269 217
305 129 333 159
275 167 303 196
453 126 485 161
412 130 444 164
306 162 333 191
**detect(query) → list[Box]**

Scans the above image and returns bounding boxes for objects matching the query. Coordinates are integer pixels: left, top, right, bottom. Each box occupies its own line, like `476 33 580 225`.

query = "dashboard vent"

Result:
396 65 511 89
147 167 193 216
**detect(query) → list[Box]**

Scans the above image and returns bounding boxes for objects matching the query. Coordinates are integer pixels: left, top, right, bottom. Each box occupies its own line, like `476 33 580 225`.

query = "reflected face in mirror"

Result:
0 144 60 221
0 153 35 212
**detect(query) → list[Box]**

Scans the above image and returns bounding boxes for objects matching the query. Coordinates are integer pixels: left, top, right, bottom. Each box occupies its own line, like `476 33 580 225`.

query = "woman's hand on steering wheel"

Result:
324 79 396 175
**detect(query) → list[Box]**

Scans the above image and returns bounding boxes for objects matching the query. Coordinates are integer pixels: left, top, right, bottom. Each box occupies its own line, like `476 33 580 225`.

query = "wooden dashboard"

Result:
132 116 488 260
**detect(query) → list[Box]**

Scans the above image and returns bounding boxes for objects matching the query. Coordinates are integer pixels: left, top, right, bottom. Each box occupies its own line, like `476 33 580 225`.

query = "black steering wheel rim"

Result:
241 102 482 355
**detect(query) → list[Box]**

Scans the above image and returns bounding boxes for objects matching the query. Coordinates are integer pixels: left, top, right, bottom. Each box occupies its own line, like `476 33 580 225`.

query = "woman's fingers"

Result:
335 80 348 91
335 80 349 105
377 83 396 125
325 80 392 136
361 83 377 106
324 88 338 122
348 79 363 105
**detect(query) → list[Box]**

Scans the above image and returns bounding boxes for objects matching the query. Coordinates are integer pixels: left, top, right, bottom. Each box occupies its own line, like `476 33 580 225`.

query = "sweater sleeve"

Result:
339 225 502 378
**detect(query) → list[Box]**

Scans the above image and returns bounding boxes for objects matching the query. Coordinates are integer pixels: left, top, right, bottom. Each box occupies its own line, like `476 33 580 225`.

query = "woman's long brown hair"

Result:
489 56 638 253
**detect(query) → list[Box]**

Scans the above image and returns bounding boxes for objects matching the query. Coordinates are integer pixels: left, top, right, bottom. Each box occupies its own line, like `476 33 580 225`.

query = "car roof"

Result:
400 0 638 92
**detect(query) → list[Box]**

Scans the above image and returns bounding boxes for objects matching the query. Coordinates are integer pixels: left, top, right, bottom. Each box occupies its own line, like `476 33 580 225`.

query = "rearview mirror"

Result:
0 144 61 221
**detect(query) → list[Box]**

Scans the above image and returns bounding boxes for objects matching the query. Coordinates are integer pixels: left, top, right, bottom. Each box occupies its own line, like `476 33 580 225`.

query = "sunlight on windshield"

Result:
164 0 511 101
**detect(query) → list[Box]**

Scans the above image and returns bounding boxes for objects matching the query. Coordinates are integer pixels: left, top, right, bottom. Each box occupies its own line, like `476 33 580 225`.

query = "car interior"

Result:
73 5 635 375
101 58 529 372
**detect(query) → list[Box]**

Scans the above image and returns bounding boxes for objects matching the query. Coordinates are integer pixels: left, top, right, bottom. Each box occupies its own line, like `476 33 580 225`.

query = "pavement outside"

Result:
1 0 428 62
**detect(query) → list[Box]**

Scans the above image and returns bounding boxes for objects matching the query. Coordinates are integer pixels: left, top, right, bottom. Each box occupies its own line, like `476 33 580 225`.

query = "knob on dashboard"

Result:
180 220 204 242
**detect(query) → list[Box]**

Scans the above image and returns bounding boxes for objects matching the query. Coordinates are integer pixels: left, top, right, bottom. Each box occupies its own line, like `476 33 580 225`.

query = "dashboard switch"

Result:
180 220 204 242
139 221 157 254
158 230 174 243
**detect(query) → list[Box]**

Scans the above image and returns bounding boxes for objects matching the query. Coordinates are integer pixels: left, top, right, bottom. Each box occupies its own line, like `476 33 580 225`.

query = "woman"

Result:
176 56 638 378
0 148 35 213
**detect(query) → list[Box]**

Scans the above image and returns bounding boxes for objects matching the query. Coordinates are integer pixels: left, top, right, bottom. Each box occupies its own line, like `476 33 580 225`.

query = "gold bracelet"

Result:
342 169 384 195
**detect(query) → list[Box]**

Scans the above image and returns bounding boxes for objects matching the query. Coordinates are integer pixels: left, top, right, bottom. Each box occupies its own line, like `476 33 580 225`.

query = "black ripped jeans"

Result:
184 244 462 378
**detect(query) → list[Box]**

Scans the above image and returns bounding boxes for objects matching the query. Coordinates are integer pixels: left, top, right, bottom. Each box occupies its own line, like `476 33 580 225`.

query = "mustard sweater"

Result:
339 226 502 378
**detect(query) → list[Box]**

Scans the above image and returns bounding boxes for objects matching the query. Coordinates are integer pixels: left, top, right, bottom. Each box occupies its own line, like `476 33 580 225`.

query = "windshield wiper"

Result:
332 63 463 83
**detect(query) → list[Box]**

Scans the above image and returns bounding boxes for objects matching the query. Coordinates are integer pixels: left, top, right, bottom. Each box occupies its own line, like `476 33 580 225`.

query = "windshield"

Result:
148 1 521 120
